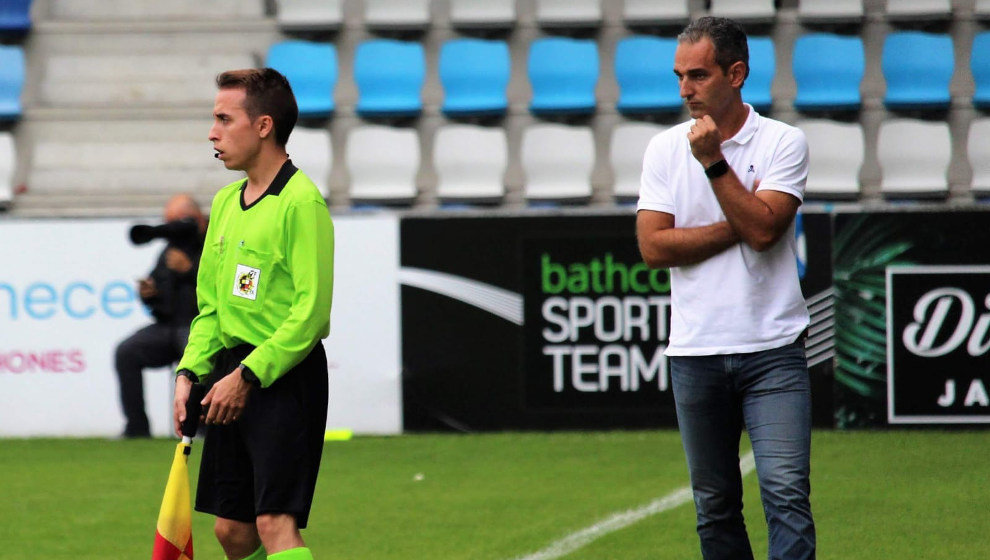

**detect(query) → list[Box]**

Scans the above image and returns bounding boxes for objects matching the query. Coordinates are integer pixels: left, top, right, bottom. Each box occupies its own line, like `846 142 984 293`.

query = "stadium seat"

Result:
521 124 594 202
882 32 953 111
710 0 776 21
798 119 862 198
971 32 990 109
878 119 950 197
266 41 336 118
884 0 952 20
742 37 774 112
796 0 863 22
0 45 25 120
623 0 689 26
346 125 419 203
792 34 864 112
364 0 430 29
968 118 990 196
977 0 990 19
528 37 599 117
286 126 332 199
535 0 602 28
610 122 667 200
434 125 507 202
439 39 510 118
50 0 264 19
0 132 14 205
275 0 342 31
354 40 425 118
614 36 681 115
0 0 31 32
448 0 514 29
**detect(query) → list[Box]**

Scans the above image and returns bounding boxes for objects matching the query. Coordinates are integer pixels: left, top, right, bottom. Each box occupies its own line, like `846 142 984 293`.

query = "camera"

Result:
129 218 200 246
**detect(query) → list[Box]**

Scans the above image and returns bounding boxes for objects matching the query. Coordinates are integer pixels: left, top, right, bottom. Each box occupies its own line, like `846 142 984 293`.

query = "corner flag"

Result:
152 442 194 560
152 383 205 560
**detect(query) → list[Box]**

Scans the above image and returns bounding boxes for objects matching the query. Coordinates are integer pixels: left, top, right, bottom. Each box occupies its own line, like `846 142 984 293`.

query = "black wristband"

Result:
239 363 260 387
176 369 198 383
704 159 730 179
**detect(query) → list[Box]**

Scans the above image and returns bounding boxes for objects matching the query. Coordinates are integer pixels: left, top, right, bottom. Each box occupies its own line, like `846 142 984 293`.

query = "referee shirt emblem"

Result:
233 264 261 300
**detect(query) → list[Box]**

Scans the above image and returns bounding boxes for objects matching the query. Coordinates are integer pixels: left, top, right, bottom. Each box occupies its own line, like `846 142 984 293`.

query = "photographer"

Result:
115 194 206 438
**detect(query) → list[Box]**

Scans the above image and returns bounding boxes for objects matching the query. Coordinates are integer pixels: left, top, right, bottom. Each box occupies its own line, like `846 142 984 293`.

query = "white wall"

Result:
0 214 401 437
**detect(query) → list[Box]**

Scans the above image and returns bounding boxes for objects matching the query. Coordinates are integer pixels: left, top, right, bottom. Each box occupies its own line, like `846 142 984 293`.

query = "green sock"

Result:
229 546 267 560
267 547 314 560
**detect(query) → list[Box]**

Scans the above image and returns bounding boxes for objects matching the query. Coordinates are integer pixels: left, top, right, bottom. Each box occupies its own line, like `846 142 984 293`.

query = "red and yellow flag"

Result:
152 442 194 560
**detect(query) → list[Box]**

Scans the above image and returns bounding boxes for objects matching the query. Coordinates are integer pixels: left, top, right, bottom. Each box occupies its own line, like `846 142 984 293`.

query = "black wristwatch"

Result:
176 369 198 382
704 159 730 179
239 363 260 386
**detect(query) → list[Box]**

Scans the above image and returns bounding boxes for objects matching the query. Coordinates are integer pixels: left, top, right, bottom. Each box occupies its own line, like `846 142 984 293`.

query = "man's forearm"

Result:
639 221 739 269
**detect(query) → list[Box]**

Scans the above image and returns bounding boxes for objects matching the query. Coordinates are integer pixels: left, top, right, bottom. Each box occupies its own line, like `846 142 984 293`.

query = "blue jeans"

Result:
670 340 816 560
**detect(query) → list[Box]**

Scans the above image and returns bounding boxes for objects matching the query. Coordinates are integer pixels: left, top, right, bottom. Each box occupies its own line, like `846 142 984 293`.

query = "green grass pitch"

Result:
0 430 985 559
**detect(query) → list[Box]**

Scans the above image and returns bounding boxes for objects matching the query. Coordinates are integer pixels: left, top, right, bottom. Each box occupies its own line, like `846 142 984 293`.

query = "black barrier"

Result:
832 211 990 427
400 211 835 431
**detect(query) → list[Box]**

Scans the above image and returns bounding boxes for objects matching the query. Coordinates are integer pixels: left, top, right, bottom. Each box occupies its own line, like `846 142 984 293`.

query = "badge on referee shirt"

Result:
233 264 261 300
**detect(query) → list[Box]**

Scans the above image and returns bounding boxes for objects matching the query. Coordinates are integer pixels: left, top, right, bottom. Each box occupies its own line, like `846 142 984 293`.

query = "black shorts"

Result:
194 343 328 528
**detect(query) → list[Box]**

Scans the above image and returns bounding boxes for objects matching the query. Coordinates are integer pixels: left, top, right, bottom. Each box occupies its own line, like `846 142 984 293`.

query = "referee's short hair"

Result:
678 16 750 85
216 68 299 147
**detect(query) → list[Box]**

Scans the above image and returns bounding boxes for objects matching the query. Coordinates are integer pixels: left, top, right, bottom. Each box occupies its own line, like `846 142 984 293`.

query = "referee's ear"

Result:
255 114 275 141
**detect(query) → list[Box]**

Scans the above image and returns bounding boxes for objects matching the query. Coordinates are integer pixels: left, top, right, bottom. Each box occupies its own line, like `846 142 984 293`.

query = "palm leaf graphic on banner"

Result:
833 215 914 428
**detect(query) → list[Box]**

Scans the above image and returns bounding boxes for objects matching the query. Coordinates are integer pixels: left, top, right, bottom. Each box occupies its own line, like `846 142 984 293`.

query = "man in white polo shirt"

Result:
636 17 815 560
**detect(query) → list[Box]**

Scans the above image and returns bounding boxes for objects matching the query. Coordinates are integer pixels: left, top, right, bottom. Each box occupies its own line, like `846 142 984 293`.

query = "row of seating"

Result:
277 118 990 205
272 0 990 31
265 31 990 121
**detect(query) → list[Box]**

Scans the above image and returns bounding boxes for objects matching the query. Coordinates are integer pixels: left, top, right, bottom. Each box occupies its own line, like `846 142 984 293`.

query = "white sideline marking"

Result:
510 451 757 560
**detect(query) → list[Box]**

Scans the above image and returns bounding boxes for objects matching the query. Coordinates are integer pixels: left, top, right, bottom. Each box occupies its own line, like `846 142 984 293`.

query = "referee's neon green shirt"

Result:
176 160 334 387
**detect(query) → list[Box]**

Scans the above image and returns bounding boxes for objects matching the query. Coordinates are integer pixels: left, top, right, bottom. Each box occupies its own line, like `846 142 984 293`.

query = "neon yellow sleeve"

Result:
241 200 334 387
175 208 224 381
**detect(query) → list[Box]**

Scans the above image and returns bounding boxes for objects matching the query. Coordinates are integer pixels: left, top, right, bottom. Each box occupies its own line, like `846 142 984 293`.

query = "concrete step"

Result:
46 0 266 21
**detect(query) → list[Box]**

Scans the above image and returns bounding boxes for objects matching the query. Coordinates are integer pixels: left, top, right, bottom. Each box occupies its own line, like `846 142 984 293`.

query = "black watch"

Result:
239 363 260 386
704 159 730 179
176 369 198 382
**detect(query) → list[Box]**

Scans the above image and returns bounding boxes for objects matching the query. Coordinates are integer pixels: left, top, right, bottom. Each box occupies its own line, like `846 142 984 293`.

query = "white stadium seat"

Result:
364 0 430 29
610 122 667 200
346 125 419 203
0 132 14 205
521 123 594 202
884 0 952 20
286 126 332 199
710 0 776 21
797 0 864 22
878 119 951 197
535 0 602 28
968 118 990 196
623 0 689 25
449 0 515 28
434 125 506 202
275 0 343 31
799 119 863 198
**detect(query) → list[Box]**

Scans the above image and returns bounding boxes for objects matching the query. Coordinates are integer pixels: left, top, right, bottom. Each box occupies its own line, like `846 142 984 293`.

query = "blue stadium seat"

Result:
971 32 990 109
742 37 774 112
615 36 681 115
439 39 510 118
266 41 336 118
0 45 25 120
793 34 864 112
882 32 953 111
0 0 31 33
354 39 425 118
528 37 598 116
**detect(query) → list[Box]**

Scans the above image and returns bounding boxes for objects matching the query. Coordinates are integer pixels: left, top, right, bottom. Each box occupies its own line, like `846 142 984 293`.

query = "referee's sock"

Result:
267 547 314 560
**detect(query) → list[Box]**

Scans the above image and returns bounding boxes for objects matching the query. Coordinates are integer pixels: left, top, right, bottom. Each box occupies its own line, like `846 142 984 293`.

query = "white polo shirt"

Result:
637 105 810 356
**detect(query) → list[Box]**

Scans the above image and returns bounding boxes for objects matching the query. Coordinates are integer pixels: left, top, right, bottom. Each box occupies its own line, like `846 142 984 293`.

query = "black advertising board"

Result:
886 266 990 424
832 211 990 427
400 211 834 431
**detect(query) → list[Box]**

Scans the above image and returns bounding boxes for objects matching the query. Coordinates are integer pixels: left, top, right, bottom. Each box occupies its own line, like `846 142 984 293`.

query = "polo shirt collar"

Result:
724 103 759 146
239 158 298 210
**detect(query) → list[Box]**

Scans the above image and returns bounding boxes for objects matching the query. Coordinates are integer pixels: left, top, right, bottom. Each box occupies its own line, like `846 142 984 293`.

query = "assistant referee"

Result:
172 68 334 560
